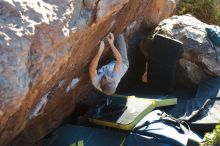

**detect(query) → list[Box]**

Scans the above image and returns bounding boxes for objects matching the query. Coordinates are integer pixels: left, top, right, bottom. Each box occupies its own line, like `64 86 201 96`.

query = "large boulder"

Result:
154 14 220 87
0 0 175 145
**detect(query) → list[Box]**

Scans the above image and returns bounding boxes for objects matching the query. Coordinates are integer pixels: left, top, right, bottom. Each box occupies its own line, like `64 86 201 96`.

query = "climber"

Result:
89 32 129 95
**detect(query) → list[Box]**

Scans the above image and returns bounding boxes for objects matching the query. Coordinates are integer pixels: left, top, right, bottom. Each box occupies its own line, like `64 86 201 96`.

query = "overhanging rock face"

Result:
0 0 175 145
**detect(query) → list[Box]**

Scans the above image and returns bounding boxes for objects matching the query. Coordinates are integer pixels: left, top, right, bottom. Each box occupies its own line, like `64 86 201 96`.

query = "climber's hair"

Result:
101 74 117 95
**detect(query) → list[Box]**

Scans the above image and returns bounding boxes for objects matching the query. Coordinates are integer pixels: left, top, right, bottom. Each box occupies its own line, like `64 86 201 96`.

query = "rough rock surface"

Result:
144 0 176 27
154 14 220 87
0 0 175 145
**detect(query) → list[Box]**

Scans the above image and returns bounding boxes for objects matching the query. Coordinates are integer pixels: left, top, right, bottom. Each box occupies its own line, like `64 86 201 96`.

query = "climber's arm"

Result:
107 33 123 73
89 41 105 79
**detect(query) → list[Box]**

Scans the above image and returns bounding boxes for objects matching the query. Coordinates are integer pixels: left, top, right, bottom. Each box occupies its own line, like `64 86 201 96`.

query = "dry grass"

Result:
176 0 220 26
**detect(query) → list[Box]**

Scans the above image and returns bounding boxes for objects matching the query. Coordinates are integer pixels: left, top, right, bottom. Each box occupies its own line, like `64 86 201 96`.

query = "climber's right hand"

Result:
107 32 114 45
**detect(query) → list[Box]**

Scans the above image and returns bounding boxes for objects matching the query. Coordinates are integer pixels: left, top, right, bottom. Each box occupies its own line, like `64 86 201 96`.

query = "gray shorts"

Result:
116 34 129 68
